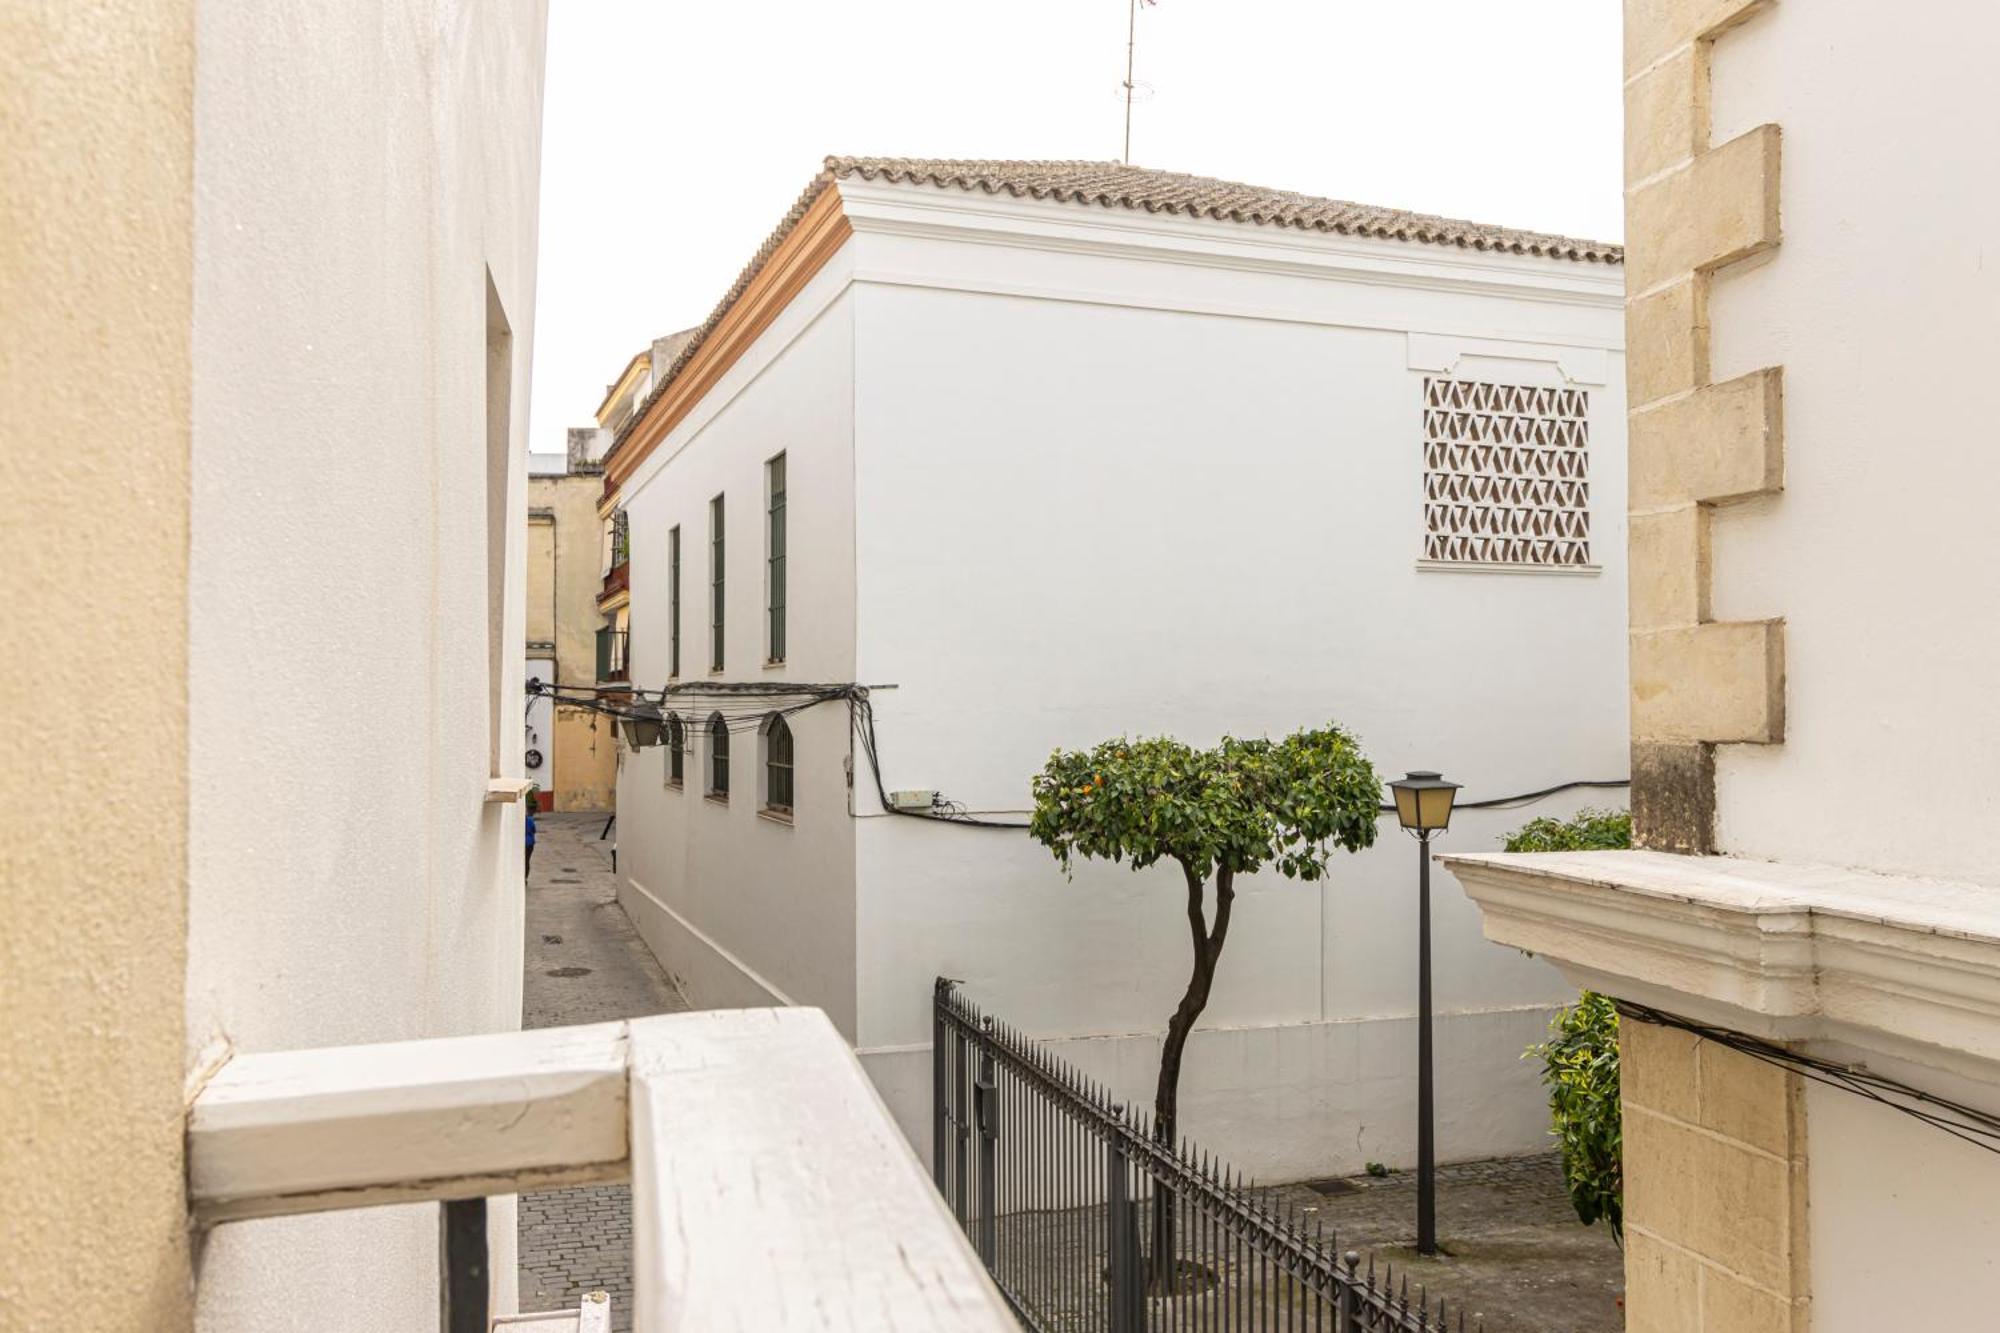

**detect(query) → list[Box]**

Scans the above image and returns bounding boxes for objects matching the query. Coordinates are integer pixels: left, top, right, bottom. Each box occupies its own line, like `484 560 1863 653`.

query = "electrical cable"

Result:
1617 1001 2000 1158
531 678 1634 829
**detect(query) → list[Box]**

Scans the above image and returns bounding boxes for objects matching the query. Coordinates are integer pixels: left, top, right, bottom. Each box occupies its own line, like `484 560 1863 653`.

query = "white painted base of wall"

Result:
863 1007 1559 1184
619 875 794 1012
625 869 1557 1181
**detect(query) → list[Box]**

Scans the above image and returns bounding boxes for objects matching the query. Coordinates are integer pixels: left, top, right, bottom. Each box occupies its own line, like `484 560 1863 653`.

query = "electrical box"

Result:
889 789 938 812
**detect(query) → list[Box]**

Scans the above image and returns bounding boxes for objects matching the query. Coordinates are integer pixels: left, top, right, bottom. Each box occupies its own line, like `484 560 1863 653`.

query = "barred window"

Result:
707 712 729 799
709 494 726 671
766 453 787 664
1422 378 1590 568
668 525 682 678
762 713 793 815
665 713 684 787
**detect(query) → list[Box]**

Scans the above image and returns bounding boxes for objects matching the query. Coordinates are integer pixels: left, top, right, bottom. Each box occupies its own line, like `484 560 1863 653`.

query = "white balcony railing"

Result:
188 1007 1018 1331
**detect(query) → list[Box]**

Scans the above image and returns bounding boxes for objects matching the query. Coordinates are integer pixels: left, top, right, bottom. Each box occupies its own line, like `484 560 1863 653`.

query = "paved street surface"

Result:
1269 1154 1625 1332
517 811 687 1331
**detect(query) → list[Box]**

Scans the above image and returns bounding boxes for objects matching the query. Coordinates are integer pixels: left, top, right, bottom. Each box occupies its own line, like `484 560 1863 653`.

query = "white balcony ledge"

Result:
188 1007 1016 1331
1441 849 2000 1082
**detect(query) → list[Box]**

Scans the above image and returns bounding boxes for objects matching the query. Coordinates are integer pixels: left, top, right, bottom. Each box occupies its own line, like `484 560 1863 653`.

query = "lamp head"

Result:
619 702 666 751
1389 770 1460 833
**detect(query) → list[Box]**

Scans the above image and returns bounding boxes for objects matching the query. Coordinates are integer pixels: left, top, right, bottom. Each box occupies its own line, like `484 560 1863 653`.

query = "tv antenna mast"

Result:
1121 0 1156 164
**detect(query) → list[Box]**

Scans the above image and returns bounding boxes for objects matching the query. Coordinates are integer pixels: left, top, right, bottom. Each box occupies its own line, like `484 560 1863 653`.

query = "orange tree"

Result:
1030 727 1379 1267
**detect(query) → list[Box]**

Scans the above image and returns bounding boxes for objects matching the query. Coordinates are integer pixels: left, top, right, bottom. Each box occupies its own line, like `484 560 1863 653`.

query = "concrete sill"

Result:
758 809 793 827
1414 558 1602 577
1442 848 2000 1077
485 778 534 804
704 794 729 807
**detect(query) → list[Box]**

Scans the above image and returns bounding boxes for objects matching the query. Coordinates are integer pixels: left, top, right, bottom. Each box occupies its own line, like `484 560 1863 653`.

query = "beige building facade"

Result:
4 4 548 1329
528 453 620 812
1449 1 2000 1329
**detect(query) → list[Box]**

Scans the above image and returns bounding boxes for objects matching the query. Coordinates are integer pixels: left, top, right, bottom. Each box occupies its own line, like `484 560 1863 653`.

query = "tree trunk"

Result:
1148 863 1235 1286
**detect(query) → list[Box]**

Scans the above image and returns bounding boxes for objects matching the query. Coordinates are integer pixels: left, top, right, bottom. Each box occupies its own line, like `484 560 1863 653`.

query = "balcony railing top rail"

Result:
188 1007 1017 1332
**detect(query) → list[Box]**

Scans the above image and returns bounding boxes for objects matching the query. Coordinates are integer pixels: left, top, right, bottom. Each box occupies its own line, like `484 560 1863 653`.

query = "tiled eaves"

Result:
833 157 1624 264
604 157 1625 470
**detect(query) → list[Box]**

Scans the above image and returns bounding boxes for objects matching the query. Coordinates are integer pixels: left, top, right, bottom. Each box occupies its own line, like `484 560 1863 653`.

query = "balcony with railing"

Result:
187 1007 1017 1331
599 510 630 606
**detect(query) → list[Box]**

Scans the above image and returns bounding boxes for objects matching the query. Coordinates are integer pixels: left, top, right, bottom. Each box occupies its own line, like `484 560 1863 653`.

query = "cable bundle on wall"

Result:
527 678 1630 829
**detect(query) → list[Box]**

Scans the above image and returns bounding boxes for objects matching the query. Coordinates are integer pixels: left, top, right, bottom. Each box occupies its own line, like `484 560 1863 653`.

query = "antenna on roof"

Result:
1121 0 1157 164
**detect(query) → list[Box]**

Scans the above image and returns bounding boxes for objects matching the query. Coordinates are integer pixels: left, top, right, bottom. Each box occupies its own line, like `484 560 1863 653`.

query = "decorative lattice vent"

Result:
1422 378 1590 567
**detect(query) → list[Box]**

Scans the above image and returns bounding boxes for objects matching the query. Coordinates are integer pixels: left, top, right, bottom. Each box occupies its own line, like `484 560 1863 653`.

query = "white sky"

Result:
527 0 1622 455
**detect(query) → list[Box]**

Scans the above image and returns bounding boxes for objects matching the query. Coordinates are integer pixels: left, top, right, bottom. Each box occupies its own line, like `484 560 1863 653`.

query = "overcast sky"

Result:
527 0 1622 456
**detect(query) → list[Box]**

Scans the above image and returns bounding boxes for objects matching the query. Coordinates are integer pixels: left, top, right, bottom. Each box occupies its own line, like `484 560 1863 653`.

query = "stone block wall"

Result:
1624 0 1785 853
1621 1017 1810 1332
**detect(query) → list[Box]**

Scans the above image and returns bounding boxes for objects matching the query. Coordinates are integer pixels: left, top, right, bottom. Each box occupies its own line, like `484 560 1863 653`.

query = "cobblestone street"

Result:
518 811 687 1330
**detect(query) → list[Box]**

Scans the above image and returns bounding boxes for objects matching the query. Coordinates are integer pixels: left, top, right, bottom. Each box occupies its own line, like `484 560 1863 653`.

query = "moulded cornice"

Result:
835 178 1626 310
1442 849 2000 1082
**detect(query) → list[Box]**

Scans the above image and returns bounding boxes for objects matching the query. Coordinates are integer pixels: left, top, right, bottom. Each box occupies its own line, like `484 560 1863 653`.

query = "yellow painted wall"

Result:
528 511 558 645
528 472 618 810
0 2 196 1328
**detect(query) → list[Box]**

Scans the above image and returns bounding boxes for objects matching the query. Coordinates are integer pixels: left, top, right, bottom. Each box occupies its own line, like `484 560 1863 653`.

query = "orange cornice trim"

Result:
605 187 852 495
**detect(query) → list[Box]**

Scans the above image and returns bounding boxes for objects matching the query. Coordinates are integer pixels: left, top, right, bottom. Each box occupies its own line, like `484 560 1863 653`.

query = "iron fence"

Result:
934 979 1478 1333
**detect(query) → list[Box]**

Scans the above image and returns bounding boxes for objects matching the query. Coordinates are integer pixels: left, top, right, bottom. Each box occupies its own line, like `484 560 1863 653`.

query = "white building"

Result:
604 158 1629 1179
1448 0 2000 1327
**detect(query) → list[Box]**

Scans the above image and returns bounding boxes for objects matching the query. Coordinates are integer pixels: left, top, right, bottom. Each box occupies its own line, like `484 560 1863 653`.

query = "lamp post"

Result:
1388 769 1460 1256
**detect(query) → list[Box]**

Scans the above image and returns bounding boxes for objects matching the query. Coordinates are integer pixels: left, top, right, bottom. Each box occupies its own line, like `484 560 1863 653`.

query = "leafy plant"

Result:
1510 807 1631 1245
1031 727 1380 1268
1531 991 1623 1244
1504 807 1631 854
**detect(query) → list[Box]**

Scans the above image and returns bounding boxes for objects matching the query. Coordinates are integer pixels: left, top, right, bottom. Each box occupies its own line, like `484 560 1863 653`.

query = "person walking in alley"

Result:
525 788 539 878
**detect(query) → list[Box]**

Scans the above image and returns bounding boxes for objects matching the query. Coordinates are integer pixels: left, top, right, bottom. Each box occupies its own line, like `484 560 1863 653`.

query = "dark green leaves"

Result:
1508 808 1629 1243
1028 725 1380 883
1503 807 1632 853
1528 991 1623 1244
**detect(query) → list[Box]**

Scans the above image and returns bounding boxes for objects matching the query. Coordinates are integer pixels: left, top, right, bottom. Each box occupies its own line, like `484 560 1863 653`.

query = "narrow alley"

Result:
517 812 687 1330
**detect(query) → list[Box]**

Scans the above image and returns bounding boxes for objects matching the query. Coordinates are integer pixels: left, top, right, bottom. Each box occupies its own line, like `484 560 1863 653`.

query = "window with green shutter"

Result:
767 453 786 663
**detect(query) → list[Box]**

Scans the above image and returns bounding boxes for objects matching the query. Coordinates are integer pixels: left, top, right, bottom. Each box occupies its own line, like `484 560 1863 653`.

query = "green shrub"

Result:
1511 807 1631 1245
1531 992 1623 1244
1504 807 1631 853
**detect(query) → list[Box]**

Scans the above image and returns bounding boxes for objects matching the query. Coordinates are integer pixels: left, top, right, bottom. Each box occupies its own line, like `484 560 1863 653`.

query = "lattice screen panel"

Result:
1422 378 1590 567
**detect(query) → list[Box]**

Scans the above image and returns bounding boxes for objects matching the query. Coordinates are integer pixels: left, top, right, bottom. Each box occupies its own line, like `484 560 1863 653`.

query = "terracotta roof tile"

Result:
606 157 1621 466
830 157 1622 264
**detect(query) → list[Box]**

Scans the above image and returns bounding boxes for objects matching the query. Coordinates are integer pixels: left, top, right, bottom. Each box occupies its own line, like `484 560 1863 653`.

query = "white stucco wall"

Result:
620 181 1627 1180
1704 1 2000 885
185 4 547 1327
1695 4 2000 1309
1805 1063 2000 1330
844 201 1627 1174
616 269 861 1036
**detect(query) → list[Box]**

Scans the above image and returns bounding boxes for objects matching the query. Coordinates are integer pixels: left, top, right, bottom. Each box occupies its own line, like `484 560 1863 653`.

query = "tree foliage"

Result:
1030 728 1381 886
1031 724 1382 1280
1511 807 1632 1245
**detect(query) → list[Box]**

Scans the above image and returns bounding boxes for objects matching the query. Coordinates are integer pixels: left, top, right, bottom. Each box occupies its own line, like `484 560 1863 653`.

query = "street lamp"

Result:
1388 769 1460 1256
618 702 665 751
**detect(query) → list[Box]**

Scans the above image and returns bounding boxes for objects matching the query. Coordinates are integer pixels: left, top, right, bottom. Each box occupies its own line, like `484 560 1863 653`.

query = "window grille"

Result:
668 525 681 678
763 714 793 814
767 454 786 664
709 495 725 671
707 712 729 798
665 713 684 786
1422 378 1590 567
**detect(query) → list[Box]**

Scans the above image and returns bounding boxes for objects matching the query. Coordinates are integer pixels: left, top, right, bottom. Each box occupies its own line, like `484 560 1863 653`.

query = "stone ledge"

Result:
1440 849 2000 1081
